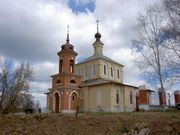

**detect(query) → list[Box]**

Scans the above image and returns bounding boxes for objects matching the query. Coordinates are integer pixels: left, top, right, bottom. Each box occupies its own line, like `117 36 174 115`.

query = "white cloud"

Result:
0 0 159 107
30 81 50 93
30 81 51 107
32 93 47 108
0 55 5 65
105 48 146 86
32 61 58 82
74 0 95 5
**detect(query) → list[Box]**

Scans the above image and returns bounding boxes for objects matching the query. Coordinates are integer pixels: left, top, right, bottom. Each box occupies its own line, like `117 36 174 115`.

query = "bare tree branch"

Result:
0 61 33 114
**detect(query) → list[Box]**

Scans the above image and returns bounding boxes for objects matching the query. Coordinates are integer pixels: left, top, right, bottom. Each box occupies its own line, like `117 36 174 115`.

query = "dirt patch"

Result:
0 112 180 135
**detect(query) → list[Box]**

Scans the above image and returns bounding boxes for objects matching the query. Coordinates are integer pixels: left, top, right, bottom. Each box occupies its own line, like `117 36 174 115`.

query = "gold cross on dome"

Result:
67 25 70 34
96 20 99 32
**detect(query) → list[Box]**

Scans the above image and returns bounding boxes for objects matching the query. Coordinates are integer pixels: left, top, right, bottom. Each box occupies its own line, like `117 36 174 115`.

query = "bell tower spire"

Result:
57 25 77 73
93 20 104 55
66 25 70 43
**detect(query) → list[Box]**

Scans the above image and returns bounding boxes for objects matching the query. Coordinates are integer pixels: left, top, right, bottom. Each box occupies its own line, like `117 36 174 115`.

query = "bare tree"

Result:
132 4 178 106
34 100 41 113
75 88 83 118
15 92 34 110
161 0 180 58
35 100 41 109
160 0 180 85
163 0 180 36
0 61 33 114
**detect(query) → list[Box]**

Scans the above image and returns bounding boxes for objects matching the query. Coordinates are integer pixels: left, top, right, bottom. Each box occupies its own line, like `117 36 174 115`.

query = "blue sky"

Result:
68 0 95 13
0 0 178 107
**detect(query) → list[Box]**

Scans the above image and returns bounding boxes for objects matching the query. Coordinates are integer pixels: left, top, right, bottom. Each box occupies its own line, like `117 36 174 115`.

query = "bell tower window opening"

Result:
70 79 76 83
56 78 61 84
59 60 63 73
70 60 74 73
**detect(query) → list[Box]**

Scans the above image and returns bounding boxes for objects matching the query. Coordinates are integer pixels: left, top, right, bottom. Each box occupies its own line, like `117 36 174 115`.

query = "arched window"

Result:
96 90 101 106
70 60 74 73
84 66 88 78
103 65 106 75
116 90 119 104
117 69 120 79
130 91 133 104
56 79 61 84
92 64 96 76
59 60 63 73
77 69 80 75
70 79 76 83
72 95 75 101
111 67 113 77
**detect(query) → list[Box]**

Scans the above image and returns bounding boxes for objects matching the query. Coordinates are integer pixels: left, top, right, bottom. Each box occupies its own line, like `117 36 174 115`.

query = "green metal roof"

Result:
81 78 137 89
76 53 124 67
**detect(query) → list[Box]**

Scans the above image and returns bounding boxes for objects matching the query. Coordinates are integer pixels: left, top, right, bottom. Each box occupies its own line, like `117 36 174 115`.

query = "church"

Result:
45 22 153 113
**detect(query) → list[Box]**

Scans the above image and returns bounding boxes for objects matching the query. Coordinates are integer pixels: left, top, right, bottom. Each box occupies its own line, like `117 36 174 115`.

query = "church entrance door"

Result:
54 93 60 113
70 93 77 110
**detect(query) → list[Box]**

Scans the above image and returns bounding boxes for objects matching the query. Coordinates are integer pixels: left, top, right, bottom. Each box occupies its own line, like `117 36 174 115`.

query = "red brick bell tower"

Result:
48 26 81 113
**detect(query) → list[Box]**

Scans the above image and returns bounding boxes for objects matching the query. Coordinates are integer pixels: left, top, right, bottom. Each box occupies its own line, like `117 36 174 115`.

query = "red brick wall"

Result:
174 94 180 104
139 90 149 104
47 44 81 112
61 93 69 110
59 53 76 73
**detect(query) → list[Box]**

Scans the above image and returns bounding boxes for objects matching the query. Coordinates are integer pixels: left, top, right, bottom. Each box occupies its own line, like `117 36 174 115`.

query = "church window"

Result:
78 69 80 75
116 90 119 104
92 64 96 76
117 69 120 79
130 91 133 104
103 65 106 75
96 90 101 106
60 60 63 72
111 67 113 77
70 60 74 73
85 66 88 78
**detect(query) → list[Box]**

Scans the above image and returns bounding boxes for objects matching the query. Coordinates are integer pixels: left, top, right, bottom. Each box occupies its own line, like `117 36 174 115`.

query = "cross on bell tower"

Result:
96 20 99 33
93 20 104 55
66 25 70 43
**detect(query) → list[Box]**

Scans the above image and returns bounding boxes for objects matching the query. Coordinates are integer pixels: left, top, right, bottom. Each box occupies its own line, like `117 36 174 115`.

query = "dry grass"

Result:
0 112 179 135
